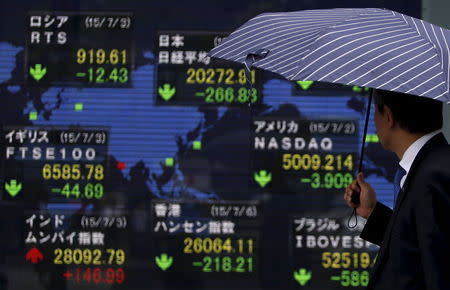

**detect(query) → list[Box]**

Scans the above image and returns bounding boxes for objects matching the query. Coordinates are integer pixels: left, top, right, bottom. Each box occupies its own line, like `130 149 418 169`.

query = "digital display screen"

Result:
0 1 420 289
289 216 376 289
26 12 133 86
156 31 262 106
3 127 109 203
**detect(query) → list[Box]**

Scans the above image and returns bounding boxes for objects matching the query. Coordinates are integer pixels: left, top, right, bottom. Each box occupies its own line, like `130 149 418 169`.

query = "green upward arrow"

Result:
29 64 47 81
155 253 173 271
158 84 176 101
5 179 22 197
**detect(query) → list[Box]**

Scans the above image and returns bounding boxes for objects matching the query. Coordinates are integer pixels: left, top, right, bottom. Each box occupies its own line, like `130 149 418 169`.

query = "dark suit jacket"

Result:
360 133 450 290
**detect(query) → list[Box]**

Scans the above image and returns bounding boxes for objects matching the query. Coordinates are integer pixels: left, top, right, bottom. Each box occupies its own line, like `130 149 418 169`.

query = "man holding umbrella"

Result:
343 89 450 290
209 7 450 289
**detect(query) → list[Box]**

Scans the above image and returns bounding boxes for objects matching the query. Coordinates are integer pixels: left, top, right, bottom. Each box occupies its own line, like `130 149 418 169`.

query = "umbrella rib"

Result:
219 22 336 59
439 27 450 98
265 51 310 72
361 48 435 87
317 35 421 82
332 40 427 83
301 20 405 49
418 81 446 96
227 15 341 39
331 16 401 29
258 39 316 69
212 19 339 56
430 24 444 70
419 19 446 78
236 16 342 35
260 23 403 71
212 9 390 58
291 25 411 79
378 58 443 89
419 19 434 46
230 29 320 63
254 32 325 69
416 15 449 97
433 91 447 100
390 63 440 91
246 30 321 63
250 9 369 21
344 43 429 84
395 12 449 98
312 33 419 81
257 49 313 70
250 10 352 20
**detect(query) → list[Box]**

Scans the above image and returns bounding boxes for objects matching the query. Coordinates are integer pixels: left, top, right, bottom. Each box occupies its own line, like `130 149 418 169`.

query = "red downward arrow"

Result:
25 247 44 264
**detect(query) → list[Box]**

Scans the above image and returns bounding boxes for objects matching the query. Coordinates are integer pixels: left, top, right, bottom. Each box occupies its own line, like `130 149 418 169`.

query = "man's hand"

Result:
343 172 377 219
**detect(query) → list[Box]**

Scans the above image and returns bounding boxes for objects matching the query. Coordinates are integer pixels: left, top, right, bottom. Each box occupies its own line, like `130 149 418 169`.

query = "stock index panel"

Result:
0 1 419 290
26 11 133 86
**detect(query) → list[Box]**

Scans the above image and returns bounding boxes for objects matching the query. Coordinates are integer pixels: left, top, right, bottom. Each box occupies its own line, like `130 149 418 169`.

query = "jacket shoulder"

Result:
409 144 450 194
420 145 450 173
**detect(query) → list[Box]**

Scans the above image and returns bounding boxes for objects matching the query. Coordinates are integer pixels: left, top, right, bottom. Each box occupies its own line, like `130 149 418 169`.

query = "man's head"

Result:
373 89 443 151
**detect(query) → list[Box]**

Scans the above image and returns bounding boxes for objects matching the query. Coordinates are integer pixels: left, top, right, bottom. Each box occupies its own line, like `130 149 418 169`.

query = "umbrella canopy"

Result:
209 8 450 103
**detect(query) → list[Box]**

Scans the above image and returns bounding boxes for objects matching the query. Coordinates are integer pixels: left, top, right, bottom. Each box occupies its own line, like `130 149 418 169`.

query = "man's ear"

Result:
384 105 395 129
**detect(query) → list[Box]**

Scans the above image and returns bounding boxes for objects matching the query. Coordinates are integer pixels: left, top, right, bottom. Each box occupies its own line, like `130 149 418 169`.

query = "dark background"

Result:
0 1 420 290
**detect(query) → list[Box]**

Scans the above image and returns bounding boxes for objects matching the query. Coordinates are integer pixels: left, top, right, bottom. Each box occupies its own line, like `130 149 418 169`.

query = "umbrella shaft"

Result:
358 88 374 172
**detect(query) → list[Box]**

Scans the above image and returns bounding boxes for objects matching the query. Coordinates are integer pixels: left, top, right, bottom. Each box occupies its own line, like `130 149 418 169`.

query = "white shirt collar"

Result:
399 130 441 187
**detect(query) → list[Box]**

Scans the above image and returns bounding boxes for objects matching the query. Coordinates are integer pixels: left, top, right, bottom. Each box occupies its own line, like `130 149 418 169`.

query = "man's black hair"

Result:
374 89 443 134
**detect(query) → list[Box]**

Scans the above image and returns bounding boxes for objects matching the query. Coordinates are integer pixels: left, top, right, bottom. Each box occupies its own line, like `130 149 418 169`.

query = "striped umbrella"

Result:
209 8 450 213
209 8 450 103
